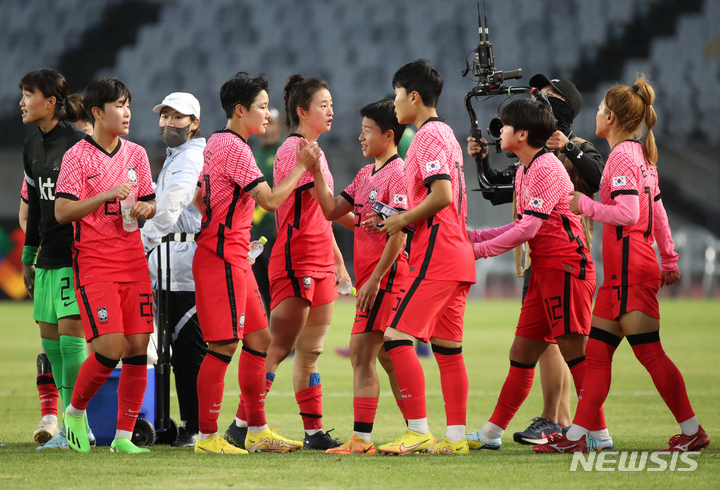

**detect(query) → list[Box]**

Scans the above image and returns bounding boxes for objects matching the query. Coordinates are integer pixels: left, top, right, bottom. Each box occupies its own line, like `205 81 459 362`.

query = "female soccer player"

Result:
192 72 316 455
536 76 709 453
18 70 92 449
141 92 206 447
311 99 409 454
259 74 351 450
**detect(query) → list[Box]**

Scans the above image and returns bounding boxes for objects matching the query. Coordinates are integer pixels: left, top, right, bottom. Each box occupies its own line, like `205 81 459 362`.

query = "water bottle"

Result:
247 236 268 262
120 192 138 232
337 277 356 296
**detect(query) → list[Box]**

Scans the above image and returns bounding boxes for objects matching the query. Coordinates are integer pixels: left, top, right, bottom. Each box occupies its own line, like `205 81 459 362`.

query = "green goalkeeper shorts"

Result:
33 267 80 324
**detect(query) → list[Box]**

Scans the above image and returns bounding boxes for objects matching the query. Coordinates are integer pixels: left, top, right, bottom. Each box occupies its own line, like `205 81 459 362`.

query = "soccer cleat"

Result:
224 420 248 449
466 428 502 451
431 438 470 455
246 428 303 453
64 408 90 453
587 434 615 451
37 427 68 450
533 433 587 453
33 420 59 445
660 425 710 452
334 347 351 358
378 429 434 455
194 435 248 455
110 438 150 454
325 434 376 455
172 427 198 447
513 417 562 445
88 429 96 447
304 429 343 450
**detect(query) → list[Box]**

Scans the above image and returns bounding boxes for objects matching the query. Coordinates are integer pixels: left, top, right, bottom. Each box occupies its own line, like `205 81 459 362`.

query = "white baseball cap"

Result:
153 92 201 118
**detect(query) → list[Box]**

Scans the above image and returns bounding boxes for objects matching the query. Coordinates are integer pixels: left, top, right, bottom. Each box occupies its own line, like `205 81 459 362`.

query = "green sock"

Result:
41 338 64 411
59 335 89 431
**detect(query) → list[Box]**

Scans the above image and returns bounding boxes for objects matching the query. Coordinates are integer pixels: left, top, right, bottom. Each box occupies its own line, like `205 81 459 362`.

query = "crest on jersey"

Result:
127 167 138 183
303 277 312 288
368 188 379 202
528 197 544 208
426 160 440 172
612 176 627 187
393 194 407 205
239 313 245 328
98 307 109 322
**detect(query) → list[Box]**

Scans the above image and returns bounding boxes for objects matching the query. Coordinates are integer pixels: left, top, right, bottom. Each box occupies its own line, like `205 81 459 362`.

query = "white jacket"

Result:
142 138 205 291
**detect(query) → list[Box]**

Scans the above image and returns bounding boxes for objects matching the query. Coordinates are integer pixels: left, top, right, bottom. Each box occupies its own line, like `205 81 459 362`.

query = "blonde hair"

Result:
603 74 658 165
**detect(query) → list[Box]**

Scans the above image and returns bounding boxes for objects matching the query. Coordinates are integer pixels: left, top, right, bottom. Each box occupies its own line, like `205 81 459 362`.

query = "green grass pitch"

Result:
0 298 718 489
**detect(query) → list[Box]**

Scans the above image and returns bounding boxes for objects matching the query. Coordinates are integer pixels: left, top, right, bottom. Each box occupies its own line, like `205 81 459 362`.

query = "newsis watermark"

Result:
570 451 701 472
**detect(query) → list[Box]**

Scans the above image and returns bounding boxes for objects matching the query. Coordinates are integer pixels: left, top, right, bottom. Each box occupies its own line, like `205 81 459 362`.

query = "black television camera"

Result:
463 0 549 200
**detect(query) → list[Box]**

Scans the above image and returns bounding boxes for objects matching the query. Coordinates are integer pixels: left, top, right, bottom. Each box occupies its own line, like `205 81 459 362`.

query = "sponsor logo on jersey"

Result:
612 176 627 186
529 197 544 208
368 188 378 202
128 167 138 183
98 306 109 322
393 194 407 205
426 160 440 172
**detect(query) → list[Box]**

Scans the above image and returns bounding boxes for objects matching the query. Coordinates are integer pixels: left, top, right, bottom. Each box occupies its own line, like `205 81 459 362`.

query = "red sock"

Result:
568 357 607 431
395 398 408 422
628 333 695 423
238 348 267 427
385 341 426 420
117 356 147 433
70 353 116 411
37 374 59 417
235 402 247 423
353 397 378 434
433 347 468 426
488 362 535 430
296 385 323 431
572 329 619 429
197 351 231 434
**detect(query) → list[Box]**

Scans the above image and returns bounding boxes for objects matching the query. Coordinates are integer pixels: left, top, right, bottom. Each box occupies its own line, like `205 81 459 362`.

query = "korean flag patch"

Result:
426 160 440 172
529 197 544 208
612 176 627 187
393 194 407 206
127 167 138 183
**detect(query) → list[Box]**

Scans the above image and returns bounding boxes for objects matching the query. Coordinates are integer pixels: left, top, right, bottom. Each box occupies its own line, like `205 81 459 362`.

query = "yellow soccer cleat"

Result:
377 429 434 455
431 437 470 455
194 435 248 455
245 428 303 453
325 434 376 455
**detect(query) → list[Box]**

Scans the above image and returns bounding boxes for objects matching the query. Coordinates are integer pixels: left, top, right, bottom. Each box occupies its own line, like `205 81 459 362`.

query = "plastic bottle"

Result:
247 236 268 262
337 277 357 296
120 192 138 232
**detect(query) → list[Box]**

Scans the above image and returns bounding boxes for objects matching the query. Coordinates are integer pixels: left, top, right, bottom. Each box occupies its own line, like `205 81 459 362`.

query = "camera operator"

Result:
466 75 605 447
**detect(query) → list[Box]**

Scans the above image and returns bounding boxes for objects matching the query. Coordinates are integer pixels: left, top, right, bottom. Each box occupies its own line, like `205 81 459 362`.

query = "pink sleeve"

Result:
578 193 639 226
653 197 679 271
468 221 518 243
473 215 543 259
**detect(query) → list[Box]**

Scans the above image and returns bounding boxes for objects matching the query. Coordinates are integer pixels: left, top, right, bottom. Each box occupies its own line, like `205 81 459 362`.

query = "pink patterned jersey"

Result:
196 130 265 268
55 136 155 286
341 155 409 291
268 134 335 274
404 119 475 283
21 178 28 202
514 149 594 280
599 140 661 286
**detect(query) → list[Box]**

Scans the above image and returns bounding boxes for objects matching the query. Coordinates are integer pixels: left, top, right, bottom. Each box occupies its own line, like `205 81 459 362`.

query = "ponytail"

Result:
283 74 329 131
633 77 658 166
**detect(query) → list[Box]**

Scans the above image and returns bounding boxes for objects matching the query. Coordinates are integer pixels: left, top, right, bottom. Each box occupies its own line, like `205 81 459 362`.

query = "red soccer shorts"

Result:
593 279 661 321
193 246 268 342
351 289 398 335
76 280 154 341
517 269 594 342
386 277 471 343
269 269 338 310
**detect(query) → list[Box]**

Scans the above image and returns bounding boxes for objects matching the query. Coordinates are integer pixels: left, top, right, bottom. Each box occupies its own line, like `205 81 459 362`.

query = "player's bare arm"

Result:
55 183 132 224
129 199 156 219
332 234 351 287
308 165 353 222
381 178 452 236
356 232 405 313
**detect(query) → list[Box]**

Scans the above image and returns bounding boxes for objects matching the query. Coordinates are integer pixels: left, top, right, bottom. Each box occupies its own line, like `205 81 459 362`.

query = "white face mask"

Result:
160 124 191 148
